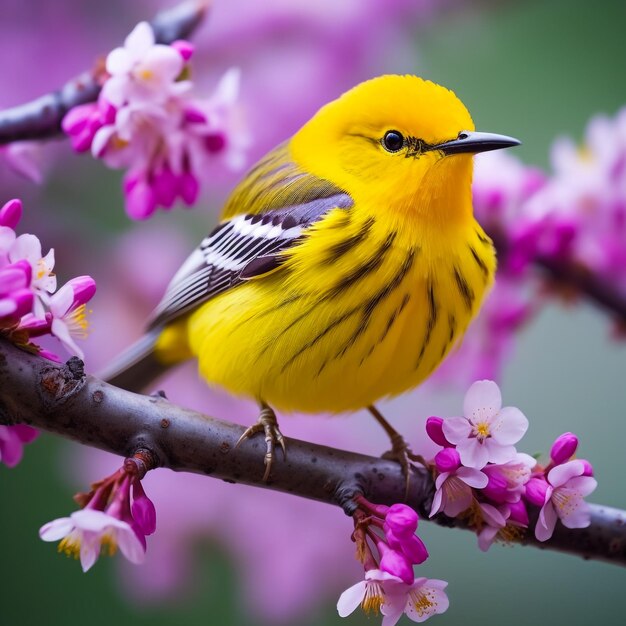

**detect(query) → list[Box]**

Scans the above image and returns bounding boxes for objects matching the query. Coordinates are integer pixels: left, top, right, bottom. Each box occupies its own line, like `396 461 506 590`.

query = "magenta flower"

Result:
0 198 22 229
430 448 488 518
382 577 450 625
0 260 33 320
550 432 579 465
442 380 529 469
0 424 38 468
40 461 157 571
481 453 536 504
535 460 598 542
39 509 145 572
8 233 55 316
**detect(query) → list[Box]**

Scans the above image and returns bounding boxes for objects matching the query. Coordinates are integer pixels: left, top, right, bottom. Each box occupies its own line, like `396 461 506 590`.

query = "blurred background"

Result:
1 0 626 624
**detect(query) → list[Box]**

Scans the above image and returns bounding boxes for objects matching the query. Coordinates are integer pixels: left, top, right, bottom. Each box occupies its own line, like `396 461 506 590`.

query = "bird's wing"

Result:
147 143 353 329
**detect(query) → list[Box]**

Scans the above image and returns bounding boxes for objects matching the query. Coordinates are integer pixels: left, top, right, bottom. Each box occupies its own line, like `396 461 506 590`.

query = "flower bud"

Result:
524 477 548 506
550 432 578 465
434 448 461 473
508 500 529 526
384 504 418 537
68 276 97 306
426 416 450 447
131 479 157 535
378 541 414 585
0 198 22 229
482 472 508 503
171 40 194 61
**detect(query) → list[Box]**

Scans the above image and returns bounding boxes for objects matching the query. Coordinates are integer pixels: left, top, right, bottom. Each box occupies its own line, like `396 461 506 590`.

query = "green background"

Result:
2 0 626 624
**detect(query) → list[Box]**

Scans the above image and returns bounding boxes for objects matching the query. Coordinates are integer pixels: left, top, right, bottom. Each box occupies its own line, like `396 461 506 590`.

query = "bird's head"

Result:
291 75 519 224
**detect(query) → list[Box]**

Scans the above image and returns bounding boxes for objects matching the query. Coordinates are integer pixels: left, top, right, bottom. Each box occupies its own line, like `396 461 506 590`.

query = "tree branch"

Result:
0 1 210 145
487 225 626 326
1 338 624 567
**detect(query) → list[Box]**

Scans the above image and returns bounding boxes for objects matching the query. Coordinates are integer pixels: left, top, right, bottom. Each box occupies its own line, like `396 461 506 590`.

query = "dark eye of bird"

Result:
382 130 404 152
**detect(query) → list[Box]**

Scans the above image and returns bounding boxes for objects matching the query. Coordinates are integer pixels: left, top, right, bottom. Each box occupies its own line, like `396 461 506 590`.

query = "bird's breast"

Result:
187 210 495 413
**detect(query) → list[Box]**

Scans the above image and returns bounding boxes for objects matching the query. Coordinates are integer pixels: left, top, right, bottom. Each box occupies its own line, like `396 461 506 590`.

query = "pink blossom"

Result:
0 260 33 320
481 453 536 504
102 22 187 107
47 276 96 358
337 569 403 619
430 451 488 518
535 460 598 542
378 541 414 584
63 21 249 220
476 502 509 552
382 577 450 625
442 380 528 469
8 233 55 316
39 509 145 572
0 424 38 468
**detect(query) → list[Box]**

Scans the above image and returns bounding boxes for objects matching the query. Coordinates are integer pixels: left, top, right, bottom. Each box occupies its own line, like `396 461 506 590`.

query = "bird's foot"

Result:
235 405 286 481
368 405 427 500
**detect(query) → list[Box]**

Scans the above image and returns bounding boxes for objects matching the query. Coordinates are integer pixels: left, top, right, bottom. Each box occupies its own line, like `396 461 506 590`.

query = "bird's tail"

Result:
99 328 172 393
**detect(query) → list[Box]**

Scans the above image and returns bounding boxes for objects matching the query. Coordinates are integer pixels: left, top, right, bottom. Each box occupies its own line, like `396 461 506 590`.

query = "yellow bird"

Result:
103 75 519 480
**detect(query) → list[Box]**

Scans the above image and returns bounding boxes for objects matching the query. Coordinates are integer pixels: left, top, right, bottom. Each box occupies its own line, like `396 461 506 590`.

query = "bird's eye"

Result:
382 130 404 152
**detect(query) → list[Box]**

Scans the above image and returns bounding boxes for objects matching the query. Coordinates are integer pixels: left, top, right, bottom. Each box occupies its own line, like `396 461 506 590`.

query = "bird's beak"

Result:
434 131 521 155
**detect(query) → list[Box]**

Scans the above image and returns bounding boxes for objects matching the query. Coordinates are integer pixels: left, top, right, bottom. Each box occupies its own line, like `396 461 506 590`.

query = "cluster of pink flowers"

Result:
62 22 249 220
0 198 96 361
427 380 597 545
338 500 448 624
1 197 96 468
39 459 156 572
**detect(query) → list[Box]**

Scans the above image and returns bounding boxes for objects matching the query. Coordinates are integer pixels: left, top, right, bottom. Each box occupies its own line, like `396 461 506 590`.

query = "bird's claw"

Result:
381 432 427 500
235 406 286 481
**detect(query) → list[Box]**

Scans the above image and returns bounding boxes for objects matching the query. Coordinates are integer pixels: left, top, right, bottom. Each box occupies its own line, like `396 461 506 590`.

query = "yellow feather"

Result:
155 75 500 413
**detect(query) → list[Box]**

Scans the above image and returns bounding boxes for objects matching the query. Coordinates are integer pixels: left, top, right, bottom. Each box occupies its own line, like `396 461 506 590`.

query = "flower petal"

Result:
456 439 489 469
463 380 502 418
536 501 558 542
568 475 598 498
39 517 74 541
490 406 528 445
337 580 366 617
441 417 471 444
457 466 489 489
547 459 585 488
116 526 146 564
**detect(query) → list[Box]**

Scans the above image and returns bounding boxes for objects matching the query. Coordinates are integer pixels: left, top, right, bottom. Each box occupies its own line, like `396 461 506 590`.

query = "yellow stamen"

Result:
475 422 490 438
409 588 436 617
361 582 384 615
100 533 118 557
58 535 81 559
138 68 153 81
68 304 90 338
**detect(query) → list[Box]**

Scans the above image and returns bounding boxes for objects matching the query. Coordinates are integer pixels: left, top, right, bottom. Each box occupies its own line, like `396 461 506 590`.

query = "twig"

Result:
0 1 210 145
0 337 624 567
487 225 626 326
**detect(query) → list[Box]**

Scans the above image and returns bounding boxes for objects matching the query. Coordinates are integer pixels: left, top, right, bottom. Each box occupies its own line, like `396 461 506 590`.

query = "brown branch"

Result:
487 225 626 326
0 338 624 567
0 1 210 145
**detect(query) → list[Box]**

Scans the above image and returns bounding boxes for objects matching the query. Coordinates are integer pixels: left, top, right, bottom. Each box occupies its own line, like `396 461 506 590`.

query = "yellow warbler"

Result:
103 75 519 478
